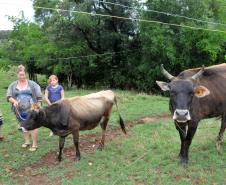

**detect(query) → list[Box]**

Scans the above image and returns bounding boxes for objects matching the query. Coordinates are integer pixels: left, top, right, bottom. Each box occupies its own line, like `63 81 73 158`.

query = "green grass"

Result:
42 119 226 185
0 70 225 185
0 70 169 184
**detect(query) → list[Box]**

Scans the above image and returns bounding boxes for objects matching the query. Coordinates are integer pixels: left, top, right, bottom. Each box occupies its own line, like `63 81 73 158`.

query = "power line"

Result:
98 0 226 26
46 47 145 61
0 2 225 33
2 47 145 63
31 6 226 34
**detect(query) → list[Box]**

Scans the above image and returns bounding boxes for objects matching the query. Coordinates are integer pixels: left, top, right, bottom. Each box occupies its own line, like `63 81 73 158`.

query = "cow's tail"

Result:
114 97 126 134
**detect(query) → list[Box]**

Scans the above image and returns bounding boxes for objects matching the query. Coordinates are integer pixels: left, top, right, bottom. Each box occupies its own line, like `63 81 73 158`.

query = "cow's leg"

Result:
72 129 80 161
216 114 226 151
175 122 186 159
58 136 65 162
98 116 110 150
180 122 198 167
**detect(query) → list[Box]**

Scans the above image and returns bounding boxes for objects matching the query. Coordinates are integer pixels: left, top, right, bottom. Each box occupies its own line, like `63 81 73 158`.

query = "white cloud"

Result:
0 0 34 30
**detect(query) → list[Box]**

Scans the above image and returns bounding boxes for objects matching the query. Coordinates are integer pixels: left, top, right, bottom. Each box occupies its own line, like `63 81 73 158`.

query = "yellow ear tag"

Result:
196 89 203 97
195 85 211 98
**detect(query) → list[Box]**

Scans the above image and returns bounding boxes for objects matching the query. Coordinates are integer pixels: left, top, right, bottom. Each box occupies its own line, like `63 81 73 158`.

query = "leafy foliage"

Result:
0 0 225 92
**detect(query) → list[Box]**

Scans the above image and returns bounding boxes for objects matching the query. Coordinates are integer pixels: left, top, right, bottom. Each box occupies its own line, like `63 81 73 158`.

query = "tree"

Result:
0 13 48 81
140 0 226 92
1 0 225 92
32 0 140 88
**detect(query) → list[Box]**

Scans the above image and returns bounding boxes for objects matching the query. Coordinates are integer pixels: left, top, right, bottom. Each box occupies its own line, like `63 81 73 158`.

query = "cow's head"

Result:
156 64 210 123
30 103 41 112
20 109 45 132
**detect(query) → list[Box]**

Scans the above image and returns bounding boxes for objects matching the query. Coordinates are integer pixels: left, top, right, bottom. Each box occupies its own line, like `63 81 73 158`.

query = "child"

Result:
0 109 3 141
45 75 64 136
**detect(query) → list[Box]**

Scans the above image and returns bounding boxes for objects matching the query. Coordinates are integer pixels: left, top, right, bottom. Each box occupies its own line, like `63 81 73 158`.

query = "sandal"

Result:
49 131 53 137
21 143 30 148
29 146 38 152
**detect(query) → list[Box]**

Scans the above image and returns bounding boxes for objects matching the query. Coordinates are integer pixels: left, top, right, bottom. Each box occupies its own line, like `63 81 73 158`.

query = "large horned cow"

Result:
156 63 226 166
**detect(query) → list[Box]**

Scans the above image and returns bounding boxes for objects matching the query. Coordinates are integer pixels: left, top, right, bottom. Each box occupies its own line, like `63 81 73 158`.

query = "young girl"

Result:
45 75 64 136
0 109 3 141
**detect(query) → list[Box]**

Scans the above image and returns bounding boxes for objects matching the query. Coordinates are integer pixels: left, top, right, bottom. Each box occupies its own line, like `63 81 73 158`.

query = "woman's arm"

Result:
44 90 52 106
30 81 43 104
6 82 18 107
8 97 18 107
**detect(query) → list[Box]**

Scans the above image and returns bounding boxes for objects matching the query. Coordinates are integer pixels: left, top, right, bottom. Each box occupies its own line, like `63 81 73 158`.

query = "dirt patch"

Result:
14 113 170 185
126 113 169 127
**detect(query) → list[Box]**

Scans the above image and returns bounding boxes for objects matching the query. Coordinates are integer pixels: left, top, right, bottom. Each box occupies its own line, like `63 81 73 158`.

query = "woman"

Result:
7 65 42 151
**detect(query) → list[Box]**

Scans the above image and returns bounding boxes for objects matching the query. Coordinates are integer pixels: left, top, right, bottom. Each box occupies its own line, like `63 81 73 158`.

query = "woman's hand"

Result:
13 101 19 107
8 97 19 107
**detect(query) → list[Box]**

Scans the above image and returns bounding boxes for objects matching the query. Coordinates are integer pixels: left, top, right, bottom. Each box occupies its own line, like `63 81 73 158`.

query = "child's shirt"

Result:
46 85 63 103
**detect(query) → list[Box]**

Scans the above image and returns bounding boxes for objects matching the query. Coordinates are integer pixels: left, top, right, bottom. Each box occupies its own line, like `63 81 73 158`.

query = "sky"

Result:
0 0 149 30
0 0 34 30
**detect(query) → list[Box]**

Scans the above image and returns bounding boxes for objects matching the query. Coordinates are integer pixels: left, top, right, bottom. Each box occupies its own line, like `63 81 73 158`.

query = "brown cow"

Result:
21 90 126 161
156 63 226 166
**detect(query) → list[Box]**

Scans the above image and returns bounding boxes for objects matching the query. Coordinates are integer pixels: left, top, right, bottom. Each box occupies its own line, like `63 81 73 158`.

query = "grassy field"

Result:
0 70 226 185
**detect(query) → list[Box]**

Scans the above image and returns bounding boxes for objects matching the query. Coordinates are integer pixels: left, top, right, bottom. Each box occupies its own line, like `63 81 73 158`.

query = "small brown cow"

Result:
21 90 126 161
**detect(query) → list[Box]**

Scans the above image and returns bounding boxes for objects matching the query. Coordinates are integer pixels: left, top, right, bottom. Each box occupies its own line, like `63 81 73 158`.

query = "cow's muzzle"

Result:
173 109 191 123
21 127 28 132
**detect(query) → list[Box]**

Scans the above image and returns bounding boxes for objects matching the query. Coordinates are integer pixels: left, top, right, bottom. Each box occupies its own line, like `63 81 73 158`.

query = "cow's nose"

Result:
175 109 189 116
173 109 191 122
21 127 28 132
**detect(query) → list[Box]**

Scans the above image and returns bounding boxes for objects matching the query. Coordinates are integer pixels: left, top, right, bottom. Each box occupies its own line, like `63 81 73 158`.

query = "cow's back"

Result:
67 90 115 125
178 63 226 119
178 63 226 79
83 90 115 102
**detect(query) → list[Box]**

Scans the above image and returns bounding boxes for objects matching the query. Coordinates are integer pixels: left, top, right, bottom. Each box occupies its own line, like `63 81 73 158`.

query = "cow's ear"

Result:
31 103 41 112
156 81 170 91
194 85 210 98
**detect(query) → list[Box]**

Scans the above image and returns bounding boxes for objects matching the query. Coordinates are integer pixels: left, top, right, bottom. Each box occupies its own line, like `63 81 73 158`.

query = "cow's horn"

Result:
191 65 205 80
160 64 175 80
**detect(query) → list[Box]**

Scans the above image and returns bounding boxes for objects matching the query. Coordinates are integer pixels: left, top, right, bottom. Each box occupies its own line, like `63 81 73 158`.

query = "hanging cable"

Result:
96 0 226 26
0 2 225 33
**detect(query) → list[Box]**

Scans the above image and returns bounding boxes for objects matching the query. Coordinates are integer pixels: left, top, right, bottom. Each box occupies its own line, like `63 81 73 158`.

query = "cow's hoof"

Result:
216 141 221 151
215 141 223 154
97 142 104 150
97 145 104 151
180 158 188 168
215 136 222 152
181 162 188 168
75 156 81 161
57 155 63 162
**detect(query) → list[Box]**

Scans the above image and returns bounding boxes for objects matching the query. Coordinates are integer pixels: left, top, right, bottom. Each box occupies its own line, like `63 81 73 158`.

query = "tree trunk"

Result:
27 59 36 81
67 73 72 89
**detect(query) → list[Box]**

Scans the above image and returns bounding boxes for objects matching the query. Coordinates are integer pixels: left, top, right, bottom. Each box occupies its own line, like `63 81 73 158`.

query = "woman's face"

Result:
18 71 26 81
